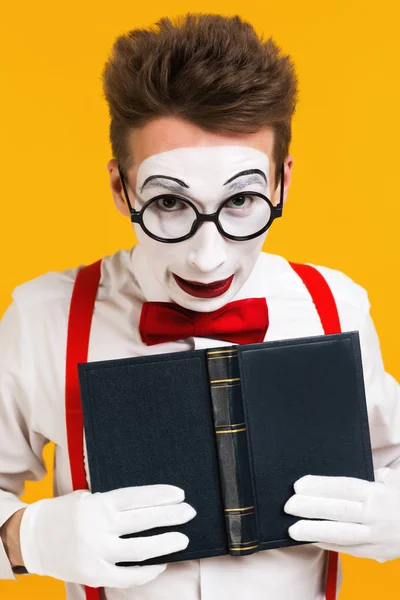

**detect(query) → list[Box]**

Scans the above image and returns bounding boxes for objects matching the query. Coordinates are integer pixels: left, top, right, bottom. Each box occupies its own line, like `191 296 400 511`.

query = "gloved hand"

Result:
284 467 400 562
19 484 196 587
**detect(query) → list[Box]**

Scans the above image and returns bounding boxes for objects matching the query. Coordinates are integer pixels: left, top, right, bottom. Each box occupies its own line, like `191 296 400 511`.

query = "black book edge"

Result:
347 332 375 483
77 361 102 494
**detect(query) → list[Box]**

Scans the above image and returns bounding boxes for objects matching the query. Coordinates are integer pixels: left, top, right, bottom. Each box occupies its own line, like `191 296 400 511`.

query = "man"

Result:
1 12 400 600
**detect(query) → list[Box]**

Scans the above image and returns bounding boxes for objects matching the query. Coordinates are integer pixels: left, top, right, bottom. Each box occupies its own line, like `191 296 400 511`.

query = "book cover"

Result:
78 331 374 566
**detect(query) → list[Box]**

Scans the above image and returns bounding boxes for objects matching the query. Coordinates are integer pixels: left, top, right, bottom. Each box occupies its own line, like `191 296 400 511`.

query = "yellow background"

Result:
1 1 399 597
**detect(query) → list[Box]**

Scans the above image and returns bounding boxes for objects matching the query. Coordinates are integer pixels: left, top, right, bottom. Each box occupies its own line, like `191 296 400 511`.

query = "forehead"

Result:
135 146 270 189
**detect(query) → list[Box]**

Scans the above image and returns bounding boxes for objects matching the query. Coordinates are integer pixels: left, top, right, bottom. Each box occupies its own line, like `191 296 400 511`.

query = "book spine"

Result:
206 347 259 556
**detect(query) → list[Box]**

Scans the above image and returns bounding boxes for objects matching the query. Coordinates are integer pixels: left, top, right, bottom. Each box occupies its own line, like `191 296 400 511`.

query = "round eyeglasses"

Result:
118 164 284 243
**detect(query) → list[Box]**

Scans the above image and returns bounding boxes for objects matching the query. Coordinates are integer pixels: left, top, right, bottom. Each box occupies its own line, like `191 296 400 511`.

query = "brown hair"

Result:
102 13 298 184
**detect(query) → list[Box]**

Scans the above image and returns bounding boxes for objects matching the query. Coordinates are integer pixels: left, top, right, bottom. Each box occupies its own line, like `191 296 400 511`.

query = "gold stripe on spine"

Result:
216 427 246 434
229 544 259 551
227 511 255 516
207 349 238 355
210 377 241 384
224 505 254 512
208 355 238 360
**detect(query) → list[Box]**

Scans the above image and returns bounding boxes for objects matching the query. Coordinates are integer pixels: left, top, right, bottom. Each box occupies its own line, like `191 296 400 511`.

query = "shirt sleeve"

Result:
313 264 400 471
358 307 400 471
0 298 48 579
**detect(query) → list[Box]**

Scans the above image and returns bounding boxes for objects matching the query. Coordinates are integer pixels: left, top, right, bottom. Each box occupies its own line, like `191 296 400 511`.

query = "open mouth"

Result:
172 273 234 298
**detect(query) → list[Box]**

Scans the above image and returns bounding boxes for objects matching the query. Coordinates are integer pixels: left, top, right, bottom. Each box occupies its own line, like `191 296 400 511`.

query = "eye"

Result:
224 194 253 209
154 196 189 212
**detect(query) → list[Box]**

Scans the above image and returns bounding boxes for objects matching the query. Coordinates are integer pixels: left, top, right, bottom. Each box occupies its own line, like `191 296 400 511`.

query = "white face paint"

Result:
132 145 272 312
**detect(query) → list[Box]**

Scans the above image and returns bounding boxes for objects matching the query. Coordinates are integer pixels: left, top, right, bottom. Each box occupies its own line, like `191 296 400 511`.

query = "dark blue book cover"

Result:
78 331 374 566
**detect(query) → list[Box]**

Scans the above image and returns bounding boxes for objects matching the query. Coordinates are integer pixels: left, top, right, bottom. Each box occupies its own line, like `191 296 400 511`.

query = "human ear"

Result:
272 154 294 207
107 158 130 217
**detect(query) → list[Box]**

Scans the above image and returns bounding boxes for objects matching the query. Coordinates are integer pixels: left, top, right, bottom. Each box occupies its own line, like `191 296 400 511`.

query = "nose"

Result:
186 221 228 273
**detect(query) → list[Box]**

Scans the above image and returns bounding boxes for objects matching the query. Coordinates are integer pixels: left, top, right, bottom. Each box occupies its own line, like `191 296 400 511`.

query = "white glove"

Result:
284 468 400 562
19 484 196 587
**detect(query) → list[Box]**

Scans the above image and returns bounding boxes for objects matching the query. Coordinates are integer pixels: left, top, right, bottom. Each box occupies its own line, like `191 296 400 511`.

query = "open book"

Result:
78 331 374 566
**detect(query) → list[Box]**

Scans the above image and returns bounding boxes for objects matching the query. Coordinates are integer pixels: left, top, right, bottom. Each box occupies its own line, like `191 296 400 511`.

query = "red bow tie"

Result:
139 298 269 346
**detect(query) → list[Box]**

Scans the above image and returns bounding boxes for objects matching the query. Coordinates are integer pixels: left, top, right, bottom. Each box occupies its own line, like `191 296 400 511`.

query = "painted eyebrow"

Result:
223 169 267 187
139 169 267 194
140 175 189 193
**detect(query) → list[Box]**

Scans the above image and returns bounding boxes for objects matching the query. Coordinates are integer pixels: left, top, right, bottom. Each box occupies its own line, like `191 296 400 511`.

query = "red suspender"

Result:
289 261 340 600
289 263 341 334
65 258 340 600
65 258 103 600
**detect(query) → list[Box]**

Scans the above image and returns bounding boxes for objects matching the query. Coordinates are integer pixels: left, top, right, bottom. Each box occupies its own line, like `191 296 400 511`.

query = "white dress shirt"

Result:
1 245 400 600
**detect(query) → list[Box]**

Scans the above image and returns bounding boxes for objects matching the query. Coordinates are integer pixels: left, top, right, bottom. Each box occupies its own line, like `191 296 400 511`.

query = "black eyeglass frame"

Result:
118 164 285 243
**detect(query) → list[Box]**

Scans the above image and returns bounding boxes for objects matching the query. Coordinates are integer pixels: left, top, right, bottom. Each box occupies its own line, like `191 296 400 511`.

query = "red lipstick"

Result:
173 274 234 298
